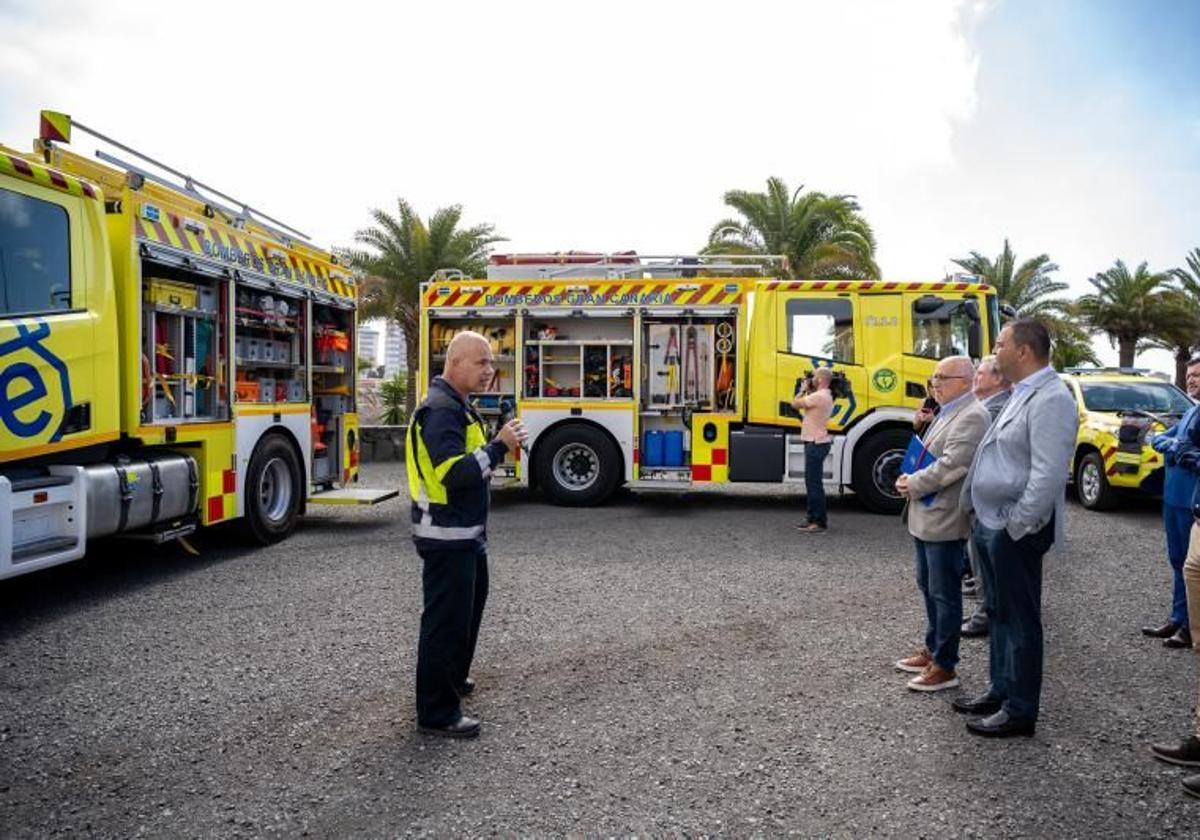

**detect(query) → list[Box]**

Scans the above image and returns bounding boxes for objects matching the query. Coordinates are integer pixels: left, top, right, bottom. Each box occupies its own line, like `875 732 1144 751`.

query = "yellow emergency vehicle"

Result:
1061 368 1194 509
418 253 1000 512
0 111 395 580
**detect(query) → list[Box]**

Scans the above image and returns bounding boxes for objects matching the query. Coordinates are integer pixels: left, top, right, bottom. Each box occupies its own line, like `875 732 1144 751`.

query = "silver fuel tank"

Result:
83 455 199 538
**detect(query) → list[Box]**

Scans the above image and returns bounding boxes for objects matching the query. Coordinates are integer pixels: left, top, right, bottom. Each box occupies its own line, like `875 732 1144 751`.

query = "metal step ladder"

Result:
0 467 88 580
307 486 399 506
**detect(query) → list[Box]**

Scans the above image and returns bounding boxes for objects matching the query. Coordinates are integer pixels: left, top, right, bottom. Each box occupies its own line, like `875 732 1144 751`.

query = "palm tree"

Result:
1050 305 1101 371
1077 259 1176 368
950 239 1070 317
1148 248 1200 386
351 199 504 416
950 239 1087 367
704 177 879 279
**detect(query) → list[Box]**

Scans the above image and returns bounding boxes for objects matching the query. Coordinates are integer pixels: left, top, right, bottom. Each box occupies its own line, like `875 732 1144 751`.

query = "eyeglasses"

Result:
930 374 968 382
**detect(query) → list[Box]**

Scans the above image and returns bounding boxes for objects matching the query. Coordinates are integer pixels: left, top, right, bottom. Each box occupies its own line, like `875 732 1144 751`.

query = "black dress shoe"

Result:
961 618 989 638
1165 627 1193 649
1142 621 1180 639
418 715 481 739
952 693 1003 715
965 710 1035 738
1183 774 1200 799
457 677 476 697
1150 735 1200 767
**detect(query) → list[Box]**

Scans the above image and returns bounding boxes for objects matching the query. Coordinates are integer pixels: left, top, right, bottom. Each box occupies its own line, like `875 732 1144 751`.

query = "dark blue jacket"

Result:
406 377 508 551
1170 404 1200 516
1152 405 1200 508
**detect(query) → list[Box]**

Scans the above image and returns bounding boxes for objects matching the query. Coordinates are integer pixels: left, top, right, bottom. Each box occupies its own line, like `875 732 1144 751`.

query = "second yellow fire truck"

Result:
418 253 1000 513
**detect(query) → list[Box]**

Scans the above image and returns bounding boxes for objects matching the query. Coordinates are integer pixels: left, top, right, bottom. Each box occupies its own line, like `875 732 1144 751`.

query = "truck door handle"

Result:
57 402 91 436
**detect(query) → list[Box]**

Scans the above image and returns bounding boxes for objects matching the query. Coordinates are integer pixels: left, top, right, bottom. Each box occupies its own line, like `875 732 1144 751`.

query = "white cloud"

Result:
2 0 1193 375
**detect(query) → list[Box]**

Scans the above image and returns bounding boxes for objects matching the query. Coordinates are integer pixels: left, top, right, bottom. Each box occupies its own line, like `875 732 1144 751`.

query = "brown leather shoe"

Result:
907 664 960 692
895 650 933 673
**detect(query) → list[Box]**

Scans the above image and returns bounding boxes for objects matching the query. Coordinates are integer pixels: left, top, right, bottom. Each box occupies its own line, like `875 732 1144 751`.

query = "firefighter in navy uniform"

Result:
406 331 526 738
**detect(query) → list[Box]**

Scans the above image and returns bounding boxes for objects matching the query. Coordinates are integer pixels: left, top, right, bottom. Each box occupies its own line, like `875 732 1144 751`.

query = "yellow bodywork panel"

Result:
0 156 120 463
1063 373 1180 493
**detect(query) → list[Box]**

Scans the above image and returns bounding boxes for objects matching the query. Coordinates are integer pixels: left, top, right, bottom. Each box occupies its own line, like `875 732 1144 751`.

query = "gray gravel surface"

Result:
1 462 1196 837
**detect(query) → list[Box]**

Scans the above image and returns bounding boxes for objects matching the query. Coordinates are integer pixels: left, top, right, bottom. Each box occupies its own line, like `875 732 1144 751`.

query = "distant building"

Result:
358 328 380 365
384 321 407 378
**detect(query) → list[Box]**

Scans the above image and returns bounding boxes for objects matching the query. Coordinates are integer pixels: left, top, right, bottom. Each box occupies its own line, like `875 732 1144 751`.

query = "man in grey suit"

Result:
952 319 1079 738
961 355 1012 637
894 356 992 692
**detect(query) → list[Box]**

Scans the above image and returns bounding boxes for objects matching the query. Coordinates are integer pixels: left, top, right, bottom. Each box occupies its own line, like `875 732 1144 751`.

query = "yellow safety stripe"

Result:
761 279 993 293
133 206 355 301
423 280 746 308
1 152 101 201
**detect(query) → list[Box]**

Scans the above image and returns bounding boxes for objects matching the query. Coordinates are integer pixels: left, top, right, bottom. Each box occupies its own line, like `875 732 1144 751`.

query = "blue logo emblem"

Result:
0 320 73 441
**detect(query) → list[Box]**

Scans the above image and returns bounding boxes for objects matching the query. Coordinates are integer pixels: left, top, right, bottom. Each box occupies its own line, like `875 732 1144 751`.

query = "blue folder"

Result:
901 434 937 507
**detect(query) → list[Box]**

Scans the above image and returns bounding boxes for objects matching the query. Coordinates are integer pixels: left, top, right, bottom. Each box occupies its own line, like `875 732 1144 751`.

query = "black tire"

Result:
851 428 911 514
534 424 622 507
1075 450 1119 510
241 434 303 544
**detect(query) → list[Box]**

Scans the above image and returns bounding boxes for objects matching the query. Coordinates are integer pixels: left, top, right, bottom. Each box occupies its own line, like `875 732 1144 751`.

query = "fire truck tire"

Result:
851 428 910 514
535 424 621 507
1075 450 1118 510
242 434 303 544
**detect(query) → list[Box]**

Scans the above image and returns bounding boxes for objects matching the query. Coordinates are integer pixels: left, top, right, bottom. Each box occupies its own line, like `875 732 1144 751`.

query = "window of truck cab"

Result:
0 185 72 317
784 297 855 363
910 296 975 360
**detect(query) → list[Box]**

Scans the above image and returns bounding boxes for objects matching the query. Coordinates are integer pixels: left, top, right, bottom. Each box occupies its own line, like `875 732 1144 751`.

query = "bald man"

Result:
406 331 526 738
894 356 991 692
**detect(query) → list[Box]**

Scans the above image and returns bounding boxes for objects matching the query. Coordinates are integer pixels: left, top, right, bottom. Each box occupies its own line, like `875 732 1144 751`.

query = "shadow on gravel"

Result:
490 487 861 516
0 536 235 633
0 515 396 632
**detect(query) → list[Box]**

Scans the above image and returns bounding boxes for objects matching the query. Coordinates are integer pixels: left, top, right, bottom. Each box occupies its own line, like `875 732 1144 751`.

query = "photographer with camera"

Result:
793 367 836 534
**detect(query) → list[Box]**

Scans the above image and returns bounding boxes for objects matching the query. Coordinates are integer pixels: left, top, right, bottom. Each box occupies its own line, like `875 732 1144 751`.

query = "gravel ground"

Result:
1 461 1196 837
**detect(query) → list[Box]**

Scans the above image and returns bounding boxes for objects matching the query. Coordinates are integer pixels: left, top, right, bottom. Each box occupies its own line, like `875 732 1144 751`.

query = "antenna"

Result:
54 114 310 243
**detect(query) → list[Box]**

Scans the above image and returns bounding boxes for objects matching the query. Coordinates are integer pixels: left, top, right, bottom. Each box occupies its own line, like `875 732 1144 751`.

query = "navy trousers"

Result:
1163 504 1192 627
973 517 1055 723
804 441 831 526
415 545 489 728
914 538 965 670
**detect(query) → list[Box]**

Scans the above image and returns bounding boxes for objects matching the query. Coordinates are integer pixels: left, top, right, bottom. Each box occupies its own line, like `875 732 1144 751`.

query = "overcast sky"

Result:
3 0 1197 371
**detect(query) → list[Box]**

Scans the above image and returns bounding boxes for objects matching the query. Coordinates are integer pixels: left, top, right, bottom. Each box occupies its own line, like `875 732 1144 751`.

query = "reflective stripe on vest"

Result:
405 401 490 510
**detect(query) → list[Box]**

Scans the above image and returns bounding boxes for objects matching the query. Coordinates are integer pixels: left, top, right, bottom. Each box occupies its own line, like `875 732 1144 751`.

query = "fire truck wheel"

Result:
1075 450 1118 510
242 434 302 544
535 424 621 507
851 428 910 514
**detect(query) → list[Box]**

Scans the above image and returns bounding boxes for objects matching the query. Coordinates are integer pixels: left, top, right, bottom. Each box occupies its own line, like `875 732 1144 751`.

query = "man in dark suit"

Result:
953 320 1078 738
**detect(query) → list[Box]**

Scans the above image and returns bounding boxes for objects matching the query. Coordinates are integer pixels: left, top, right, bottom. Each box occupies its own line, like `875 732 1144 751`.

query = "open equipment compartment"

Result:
523 316 633 400
310 301 354 486
233 286 307 405
428 316 520 473
638 314 737 479
140 260 228 424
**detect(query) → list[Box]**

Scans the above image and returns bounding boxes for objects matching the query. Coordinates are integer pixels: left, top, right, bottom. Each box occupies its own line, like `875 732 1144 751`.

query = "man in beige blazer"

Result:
894 356 992 692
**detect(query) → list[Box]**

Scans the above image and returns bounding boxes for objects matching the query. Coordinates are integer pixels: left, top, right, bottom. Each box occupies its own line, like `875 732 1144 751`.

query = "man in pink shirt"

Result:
793 368 835 534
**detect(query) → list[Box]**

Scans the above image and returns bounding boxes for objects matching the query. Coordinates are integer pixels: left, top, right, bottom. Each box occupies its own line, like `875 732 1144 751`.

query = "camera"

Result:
800 369 853 401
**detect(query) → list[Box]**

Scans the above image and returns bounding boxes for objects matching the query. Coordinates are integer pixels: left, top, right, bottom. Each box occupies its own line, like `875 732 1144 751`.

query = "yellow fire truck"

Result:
418 253 1000 512
0 111 395 580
